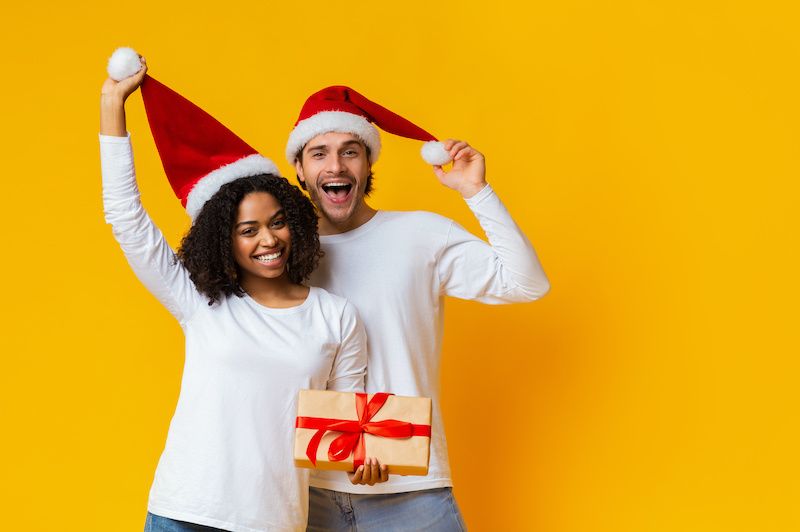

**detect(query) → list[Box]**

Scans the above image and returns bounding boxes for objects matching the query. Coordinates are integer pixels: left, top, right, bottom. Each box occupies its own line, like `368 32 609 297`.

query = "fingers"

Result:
349 464 364 485
366 458 389 485
370 458 380 485
117 57 147 98
360 457 378 486
442 139 480 162
133 56 148 80
455 147 477 161
449 141 469 158
443 139 467 152
349 458 387 485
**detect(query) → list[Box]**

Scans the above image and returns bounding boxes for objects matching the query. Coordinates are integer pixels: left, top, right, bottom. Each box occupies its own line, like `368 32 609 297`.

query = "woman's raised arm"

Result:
100 56 147 136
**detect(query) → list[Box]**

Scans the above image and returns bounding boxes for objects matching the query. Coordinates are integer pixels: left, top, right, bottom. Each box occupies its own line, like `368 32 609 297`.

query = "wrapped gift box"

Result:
295 390 432 476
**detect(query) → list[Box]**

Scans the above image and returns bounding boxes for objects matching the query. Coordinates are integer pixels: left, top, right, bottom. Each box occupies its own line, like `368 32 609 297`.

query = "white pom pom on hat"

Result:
107 47 143 81
286 86 452 166
421 141 452 166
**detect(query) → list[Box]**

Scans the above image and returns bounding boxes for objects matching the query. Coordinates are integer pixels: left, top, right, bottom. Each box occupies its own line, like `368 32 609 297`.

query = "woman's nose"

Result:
260 230 278 246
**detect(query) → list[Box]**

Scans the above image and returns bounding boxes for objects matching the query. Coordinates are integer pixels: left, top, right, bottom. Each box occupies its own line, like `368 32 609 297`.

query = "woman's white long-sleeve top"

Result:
100 134 366 532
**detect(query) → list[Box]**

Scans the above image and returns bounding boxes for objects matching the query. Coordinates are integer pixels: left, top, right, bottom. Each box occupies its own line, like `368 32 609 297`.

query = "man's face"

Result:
295 132 371 227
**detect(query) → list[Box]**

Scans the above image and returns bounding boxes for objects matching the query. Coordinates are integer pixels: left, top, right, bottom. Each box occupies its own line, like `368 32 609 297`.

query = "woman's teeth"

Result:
254 251 282 262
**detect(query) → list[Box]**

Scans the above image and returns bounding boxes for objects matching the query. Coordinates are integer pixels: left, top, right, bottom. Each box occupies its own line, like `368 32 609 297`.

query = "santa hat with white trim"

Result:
107 47 279 220
285 85 452 166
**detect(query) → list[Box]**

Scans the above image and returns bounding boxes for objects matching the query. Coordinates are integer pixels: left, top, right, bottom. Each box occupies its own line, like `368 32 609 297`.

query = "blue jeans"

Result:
144 512 229 532
307 487 466 531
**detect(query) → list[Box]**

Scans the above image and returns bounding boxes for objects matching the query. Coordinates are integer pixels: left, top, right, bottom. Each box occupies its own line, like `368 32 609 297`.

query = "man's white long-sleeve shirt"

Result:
308 184 550 494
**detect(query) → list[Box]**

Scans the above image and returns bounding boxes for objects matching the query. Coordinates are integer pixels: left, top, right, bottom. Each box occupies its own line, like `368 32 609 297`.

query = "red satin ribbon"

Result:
296 392 431 470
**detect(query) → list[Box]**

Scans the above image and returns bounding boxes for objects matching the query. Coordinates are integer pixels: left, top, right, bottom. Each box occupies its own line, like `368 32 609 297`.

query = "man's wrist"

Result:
459 181 489 199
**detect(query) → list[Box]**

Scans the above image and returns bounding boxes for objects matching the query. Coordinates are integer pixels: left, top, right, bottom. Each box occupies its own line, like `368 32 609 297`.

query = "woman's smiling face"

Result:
232 191 292 283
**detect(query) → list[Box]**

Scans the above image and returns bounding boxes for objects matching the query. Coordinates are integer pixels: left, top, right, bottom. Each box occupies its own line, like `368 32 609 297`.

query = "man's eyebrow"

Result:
305 144 328 152
306 140 362 152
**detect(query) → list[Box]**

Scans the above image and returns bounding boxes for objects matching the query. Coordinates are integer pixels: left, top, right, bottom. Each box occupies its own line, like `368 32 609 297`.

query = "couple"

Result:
99 51 550 532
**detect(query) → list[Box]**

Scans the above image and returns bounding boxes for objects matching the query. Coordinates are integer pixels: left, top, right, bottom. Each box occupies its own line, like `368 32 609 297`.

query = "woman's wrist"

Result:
100 93 125 107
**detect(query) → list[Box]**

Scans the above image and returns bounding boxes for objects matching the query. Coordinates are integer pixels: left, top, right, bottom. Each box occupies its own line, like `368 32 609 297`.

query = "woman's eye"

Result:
272 220 286 228
241 229 256 236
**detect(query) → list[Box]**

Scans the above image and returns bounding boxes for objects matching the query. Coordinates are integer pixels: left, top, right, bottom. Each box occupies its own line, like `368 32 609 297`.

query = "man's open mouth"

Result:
321 182 353 201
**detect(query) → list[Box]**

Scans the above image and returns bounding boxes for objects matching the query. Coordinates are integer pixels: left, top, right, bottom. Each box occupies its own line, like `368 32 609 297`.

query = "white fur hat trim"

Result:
286 111 381 164
185 154 280 220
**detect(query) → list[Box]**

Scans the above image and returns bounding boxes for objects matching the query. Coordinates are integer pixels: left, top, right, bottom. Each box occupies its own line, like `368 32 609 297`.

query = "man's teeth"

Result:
254 251 282 262
323 183 351 192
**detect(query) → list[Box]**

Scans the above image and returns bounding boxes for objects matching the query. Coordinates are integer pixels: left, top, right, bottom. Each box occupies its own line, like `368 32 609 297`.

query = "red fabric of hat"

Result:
296 86 436 141
141 76 278 218
106 47 280 219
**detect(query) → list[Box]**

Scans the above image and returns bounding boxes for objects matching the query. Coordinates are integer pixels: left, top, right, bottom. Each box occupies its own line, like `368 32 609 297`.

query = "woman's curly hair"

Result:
177 174 322 305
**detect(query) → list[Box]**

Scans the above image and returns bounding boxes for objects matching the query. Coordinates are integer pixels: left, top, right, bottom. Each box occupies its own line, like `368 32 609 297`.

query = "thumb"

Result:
432 165 446 180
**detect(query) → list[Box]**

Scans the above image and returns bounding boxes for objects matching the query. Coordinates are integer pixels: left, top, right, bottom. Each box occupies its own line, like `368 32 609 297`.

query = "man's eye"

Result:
311 152 324 158
343 150 357 156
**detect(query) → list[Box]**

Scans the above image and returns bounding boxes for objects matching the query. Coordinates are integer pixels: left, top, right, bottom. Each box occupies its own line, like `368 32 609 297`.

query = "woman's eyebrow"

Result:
235 209 286 227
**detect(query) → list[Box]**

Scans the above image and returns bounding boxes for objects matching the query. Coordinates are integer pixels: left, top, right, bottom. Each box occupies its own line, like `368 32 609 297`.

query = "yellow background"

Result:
2 1 798 530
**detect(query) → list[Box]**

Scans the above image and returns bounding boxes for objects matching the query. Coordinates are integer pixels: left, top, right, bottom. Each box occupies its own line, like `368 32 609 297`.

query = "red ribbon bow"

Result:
296 392 431 470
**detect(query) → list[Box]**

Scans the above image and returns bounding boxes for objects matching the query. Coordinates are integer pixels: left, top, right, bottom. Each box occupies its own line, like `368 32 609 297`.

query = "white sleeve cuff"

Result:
464 183 494 207
98 132 131 143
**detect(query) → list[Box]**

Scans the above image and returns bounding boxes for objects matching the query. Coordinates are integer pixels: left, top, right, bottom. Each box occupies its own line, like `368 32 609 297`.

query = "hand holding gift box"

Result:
295 390 432 476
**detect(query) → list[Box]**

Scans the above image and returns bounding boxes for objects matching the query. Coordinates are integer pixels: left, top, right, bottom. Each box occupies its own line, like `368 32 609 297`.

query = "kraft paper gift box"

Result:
294 390 432 476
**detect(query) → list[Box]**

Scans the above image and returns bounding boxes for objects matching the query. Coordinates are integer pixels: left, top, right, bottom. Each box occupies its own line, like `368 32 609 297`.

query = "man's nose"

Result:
325 155 343 174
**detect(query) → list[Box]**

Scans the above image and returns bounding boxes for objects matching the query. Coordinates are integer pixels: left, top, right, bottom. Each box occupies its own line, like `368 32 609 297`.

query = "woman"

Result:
100 56 384 532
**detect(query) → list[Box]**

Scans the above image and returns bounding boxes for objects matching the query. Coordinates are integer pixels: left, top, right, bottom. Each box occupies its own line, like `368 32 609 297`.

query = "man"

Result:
286 86 550 531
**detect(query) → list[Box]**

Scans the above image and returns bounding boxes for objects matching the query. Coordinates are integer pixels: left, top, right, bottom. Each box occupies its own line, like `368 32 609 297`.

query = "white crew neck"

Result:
319 210 387 244
242 286 317 314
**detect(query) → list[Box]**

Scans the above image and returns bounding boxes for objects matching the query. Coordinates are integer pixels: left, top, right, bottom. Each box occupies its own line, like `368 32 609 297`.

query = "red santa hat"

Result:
107 47 279 220
285 85 452 166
